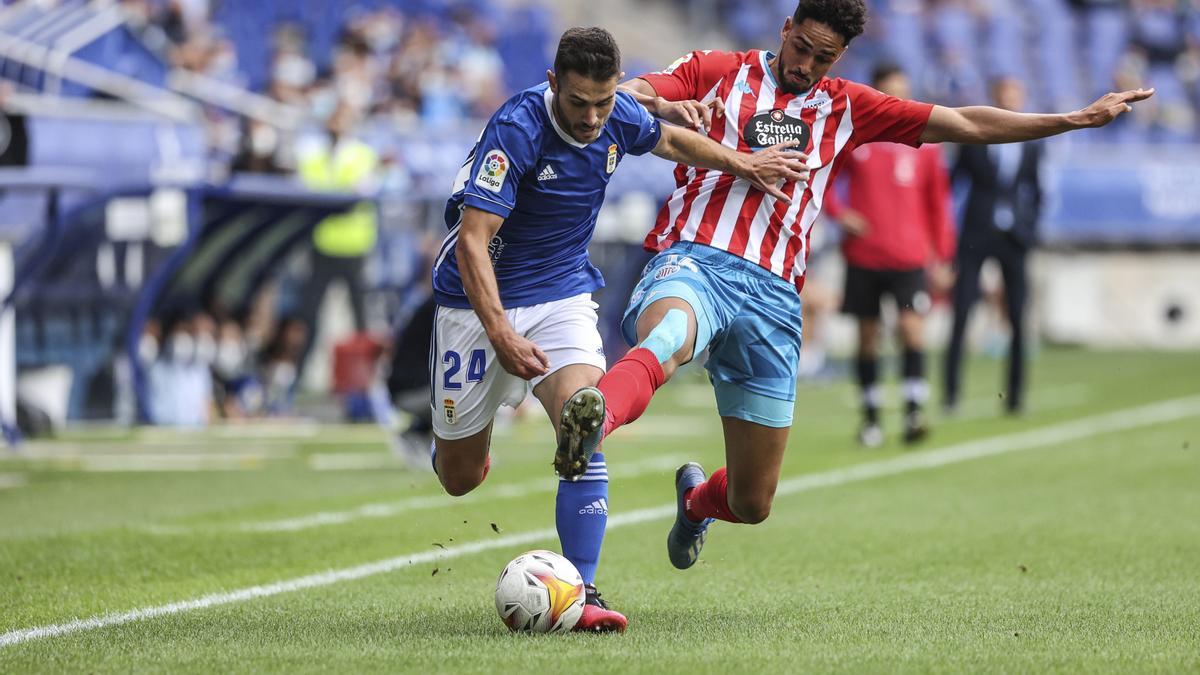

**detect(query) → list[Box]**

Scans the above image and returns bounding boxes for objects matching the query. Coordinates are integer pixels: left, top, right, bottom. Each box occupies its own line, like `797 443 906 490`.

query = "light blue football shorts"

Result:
621 241 803 428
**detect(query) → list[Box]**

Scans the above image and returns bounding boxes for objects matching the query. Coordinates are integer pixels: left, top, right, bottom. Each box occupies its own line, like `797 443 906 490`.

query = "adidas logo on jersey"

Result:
537 164 558 181
578 498 608 516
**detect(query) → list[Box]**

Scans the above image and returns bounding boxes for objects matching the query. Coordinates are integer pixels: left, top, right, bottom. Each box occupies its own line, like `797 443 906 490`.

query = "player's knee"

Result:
639 308 690 365
730 493 774 524
724 485 772 523
439 470 483 497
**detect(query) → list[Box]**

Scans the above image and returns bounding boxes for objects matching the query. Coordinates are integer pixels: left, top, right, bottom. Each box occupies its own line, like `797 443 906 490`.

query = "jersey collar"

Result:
761 50 814 100
543 86 590 149
761 50 779 90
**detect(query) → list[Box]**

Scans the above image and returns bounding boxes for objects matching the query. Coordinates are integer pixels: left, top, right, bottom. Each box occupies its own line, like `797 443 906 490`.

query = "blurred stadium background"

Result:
0 0 1197 434
2 0 1199 669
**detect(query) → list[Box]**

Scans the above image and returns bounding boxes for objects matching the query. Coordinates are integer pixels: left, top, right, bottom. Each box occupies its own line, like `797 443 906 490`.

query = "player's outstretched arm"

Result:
620 78 724 133
651 124 810 203
457 207 549 380
920 88 1155 145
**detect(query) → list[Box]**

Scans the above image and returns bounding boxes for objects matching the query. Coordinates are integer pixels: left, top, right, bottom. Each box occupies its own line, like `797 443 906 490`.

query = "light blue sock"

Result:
555 452 608 585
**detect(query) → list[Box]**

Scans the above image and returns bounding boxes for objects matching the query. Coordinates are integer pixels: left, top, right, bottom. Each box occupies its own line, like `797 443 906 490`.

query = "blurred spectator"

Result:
231 118 288 174
1110 0 1197 140
826 65 956 447
943 78 1043 417
146 312 215 426
295 102 380 374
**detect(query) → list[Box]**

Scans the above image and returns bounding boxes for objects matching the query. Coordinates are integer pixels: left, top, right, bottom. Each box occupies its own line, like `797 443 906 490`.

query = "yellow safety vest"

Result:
298 138 379 257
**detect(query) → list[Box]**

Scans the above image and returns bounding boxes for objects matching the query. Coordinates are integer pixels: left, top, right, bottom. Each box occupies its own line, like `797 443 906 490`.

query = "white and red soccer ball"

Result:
494 550 585 633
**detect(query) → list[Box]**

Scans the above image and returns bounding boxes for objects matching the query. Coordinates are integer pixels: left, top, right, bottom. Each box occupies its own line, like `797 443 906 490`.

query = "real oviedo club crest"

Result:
742 109 811 152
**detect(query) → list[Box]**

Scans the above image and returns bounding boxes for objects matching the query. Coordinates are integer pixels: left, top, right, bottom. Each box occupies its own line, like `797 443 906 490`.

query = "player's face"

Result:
775 17 847 95
549 70 622 143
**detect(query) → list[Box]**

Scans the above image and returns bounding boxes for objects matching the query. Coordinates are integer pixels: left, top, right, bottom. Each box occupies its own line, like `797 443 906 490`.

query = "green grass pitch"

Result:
1 349 1198 673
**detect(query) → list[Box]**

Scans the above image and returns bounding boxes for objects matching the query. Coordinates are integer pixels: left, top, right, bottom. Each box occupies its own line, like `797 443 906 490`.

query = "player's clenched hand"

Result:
740 140 810 203
490 330 550 380
654 97 725 132
1070 88 1154 128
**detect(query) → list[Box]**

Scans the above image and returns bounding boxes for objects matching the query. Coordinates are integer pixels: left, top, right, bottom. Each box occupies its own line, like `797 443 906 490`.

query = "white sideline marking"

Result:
4 446 294 462
75 455 270 472
0 473 26 490
837 383 1094 416
307 452 403 471
146 454 687 535
3 395 1197 648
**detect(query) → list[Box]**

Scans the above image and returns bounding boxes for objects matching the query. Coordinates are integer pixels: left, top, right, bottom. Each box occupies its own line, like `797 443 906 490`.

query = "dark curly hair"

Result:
554 27 622 82
792 0 867 46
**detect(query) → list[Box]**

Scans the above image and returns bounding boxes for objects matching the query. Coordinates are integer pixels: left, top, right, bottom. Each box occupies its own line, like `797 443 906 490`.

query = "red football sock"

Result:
683 467 743 523
598 347 667 437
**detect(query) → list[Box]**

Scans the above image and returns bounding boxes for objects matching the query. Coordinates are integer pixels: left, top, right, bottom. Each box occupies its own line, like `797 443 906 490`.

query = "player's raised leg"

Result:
554 295 699 479
664 253 802 569
668 387 793 569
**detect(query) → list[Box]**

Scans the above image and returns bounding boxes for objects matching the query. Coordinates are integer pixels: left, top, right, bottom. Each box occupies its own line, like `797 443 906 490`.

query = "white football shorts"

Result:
430 293 607 440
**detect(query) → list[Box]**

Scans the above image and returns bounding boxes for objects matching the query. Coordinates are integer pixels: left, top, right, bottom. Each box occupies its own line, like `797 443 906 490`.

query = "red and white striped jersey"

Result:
640 49 934 291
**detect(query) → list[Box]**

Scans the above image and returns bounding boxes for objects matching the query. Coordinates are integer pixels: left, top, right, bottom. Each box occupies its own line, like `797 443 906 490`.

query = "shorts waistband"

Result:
665 242 788 284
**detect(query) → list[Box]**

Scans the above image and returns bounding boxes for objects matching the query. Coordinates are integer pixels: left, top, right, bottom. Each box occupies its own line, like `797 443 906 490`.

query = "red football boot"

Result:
572 584 628 633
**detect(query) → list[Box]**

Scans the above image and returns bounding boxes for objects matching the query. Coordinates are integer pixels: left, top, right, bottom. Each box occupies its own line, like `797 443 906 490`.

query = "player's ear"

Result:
547 70 557 93
781 16 792 41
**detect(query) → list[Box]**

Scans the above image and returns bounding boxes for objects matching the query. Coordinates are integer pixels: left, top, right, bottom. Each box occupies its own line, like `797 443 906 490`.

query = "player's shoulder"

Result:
818 77 872 99
612 88 652 123
655 48 746 75
489 84 550 142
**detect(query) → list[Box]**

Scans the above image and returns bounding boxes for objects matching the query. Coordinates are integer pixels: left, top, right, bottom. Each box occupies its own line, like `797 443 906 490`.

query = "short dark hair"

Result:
793 0 867 46
871 61 905 88
554 27 621 82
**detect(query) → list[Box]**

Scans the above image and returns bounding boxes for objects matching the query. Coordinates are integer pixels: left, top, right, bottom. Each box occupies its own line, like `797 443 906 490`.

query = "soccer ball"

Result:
494 550 585 633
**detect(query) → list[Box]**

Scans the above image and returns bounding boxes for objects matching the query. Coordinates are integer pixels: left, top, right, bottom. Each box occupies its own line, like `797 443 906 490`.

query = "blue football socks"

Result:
555 451 609 585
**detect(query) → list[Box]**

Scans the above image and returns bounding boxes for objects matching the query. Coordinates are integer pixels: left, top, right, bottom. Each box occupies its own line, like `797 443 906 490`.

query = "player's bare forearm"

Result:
457 208 550 380
619 78 660 110
622 78 723 132
920 88 1155 144
651 124 741 173
652 126 809 202
921 106 1072 144
456 207 510 341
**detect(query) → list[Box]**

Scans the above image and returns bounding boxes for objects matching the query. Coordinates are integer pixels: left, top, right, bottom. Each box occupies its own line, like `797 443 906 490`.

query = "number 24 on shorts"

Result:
443 349 486 390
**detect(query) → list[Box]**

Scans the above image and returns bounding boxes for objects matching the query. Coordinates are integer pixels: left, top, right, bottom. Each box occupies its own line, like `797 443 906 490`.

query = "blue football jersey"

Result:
433 83 662 309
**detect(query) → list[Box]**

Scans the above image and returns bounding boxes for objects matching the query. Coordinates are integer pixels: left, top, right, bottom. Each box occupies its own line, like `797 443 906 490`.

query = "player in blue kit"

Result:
429 27 808 632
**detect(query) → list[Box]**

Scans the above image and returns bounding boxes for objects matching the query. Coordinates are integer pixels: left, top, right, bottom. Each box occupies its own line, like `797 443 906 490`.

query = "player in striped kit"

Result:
554 0 1154 569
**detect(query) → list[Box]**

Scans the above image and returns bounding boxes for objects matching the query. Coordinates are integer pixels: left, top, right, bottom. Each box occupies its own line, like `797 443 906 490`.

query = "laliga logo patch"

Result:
742 109 811 151
475 149 509 193
606 144 618 174
443 398 457 425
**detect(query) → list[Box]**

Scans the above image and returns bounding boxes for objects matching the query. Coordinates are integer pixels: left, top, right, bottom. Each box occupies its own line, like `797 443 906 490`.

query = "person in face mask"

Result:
232 119 286 174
